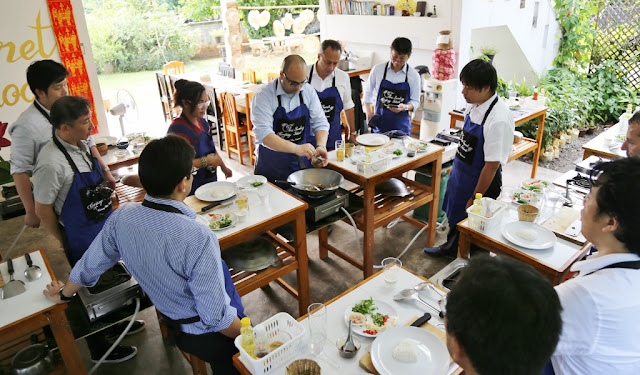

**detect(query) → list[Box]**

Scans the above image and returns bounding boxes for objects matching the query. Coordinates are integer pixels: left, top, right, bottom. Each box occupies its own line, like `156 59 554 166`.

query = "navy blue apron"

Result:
373 62 411 135
167 115 218 195
141 199 246 319
442 97 500 226
306 64 344 150
52 135 113 265
255 80 311 183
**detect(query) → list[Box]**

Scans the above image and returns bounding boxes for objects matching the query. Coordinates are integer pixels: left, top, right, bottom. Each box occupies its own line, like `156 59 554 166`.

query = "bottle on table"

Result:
254 325 269 358
532 87 538 101
471 193 483 214
240 317 256 358
364 147 372 163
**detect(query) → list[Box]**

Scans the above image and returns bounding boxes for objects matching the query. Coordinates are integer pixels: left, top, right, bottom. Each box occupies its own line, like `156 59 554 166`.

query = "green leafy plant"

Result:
480 46 498 55
588 60 638 124
553 0 599 70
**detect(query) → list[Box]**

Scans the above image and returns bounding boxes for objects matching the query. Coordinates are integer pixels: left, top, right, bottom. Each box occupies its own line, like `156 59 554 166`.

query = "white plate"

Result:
208 212 238 231
371 326 449 375
195 215 209 226
521 178 551 192
194 181 237 202
95 136 118 146
344 299 398 338
502 221 557 250
357 134 390 147
509 189 539 205
237 175 267 189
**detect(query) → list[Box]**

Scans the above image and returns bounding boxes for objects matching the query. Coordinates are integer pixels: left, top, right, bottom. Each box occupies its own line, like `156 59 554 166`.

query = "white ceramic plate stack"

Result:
356 134 390 147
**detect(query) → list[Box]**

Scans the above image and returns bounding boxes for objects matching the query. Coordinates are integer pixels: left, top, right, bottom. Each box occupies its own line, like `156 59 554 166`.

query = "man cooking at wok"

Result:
251 54 330 183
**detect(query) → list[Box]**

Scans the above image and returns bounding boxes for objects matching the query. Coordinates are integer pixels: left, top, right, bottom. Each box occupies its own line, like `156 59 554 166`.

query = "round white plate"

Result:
208 212 238 231
357 134 390 147
509 189 539 205
344 299 398 338
194 181 237 202
371 326 449 375
195 215 209 226
237 175 267 189
521 178 551 192
502 221 557 250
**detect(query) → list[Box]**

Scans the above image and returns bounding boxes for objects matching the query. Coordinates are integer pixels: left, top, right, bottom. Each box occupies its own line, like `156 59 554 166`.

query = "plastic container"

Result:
353 152 391 176
466 198 507 233
234 312 306 374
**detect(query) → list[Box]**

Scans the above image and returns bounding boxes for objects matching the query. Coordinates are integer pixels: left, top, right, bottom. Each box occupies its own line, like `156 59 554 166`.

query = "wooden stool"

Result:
156 311 208 375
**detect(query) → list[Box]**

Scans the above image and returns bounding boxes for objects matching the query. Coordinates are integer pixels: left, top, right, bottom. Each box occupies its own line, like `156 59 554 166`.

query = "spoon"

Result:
24 253 42 282
394 288 444 318
339 320 357 358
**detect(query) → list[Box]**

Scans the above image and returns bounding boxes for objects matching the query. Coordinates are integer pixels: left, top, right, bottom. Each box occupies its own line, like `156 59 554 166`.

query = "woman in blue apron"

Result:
372 62 411 135
305 64 344 151
168 79 231 195
255 80 311 183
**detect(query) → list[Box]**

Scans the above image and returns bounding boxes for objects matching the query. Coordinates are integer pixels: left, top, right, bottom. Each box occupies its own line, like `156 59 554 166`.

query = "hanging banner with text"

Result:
47 0 99 133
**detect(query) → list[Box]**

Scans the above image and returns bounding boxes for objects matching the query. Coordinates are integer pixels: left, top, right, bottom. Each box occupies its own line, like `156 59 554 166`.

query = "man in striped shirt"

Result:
45 135 245 373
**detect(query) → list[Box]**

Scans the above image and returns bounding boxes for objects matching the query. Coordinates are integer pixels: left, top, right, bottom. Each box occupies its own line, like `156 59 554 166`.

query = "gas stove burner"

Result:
87 264 132 295
290 187 349 222
569 175 591 190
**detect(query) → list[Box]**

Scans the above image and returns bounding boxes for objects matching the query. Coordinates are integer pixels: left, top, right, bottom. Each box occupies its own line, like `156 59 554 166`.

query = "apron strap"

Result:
33 101 53 124
480 96 499 126
586 260 640 276
309 64 314 83
382 62 389 81
142 199 184 214
405 64 409 83
52 134 94 175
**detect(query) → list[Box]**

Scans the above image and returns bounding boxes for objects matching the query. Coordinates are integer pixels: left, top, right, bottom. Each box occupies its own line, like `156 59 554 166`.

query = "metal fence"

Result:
590 0 640 90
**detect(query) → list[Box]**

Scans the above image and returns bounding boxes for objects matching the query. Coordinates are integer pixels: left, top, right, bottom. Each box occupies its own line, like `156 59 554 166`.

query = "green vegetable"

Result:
393 149 403 156
352 297 377 315
209 217 233 229
251 181 264 187
143 136 151 142
371 312 388 326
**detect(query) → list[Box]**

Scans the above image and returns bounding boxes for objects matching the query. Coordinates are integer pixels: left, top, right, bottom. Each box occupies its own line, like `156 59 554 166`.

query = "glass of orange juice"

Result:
335 140 345 162
236 194 248 210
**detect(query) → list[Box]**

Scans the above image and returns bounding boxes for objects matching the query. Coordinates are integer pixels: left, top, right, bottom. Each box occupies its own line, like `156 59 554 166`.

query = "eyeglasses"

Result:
282 72 307 87
196 100 211 109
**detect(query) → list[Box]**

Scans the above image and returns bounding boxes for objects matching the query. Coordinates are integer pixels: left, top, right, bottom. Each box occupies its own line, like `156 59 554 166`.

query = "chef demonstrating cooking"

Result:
425 59 514 257
33 96 139 364
363 37 421 136
306 39 356 148
251 54 330 183
44 136 246 374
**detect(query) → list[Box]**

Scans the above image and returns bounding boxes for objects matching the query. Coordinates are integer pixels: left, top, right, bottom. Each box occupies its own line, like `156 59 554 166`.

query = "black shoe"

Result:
423 245 455 257
91 345 137 364
105 320 146 341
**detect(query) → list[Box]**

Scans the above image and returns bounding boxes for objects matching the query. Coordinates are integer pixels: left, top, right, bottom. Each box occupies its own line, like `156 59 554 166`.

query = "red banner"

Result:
47 0 99 134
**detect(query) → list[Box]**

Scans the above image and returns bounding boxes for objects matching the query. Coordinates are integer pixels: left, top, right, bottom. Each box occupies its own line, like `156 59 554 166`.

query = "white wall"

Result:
0 0 108 160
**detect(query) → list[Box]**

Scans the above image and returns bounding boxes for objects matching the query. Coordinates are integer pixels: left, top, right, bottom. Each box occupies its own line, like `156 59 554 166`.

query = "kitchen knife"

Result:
411 313 432 327
201 200 234 213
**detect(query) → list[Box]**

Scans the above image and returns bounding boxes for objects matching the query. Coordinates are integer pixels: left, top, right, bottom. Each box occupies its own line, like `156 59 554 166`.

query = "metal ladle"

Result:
24 253 42 282
394 288 444 318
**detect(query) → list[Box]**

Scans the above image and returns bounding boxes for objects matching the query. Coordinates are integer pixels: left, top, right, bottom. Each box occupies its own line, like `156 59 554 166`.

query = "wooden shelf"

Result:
508 137 537 162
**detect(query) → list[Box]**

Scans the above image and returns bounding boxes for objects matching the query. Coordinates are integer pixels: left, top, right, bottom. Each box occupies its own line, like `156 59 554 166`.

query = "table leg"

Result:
47 307 86 375
426 155 442 247
318 227 329 259
457 230 471 259
449 116 457 129
362 184 376 278
293 212 310 316
531 112 546 178
582 150 593 160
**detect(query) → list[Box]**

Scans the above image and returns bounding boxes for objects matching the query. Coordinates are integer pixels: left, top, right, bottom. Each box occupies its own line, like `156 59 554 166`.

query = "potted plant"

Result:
586 120 597 134
480 46 498 62
212 29 224 44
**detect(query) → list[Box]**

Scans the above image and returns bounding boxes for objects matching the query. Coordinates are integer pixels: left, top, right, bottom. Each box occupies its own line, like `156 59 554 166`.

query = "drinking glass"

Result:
335 140 345 162
307 302 327 355
382 257 402 284
256 186 270 205
236 194 249 210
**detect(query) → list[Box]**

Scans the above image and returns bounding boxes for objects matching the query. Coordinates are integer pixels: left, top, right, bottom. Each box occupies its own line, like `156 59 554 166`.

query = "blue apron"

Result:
373 62 411 135
442 97 500 226
167 115 218 195
255 80 311 183
306 65 344 150
52 135 113 266
141 199 245 319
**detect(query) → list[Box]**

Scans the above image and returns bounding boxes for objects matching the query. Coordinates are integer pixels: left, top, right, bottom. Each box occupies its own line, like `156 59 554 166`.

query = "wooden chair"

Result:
242 68 257 84
155 72 172 122
245 92 257 165
163 61 185 76
219 92 250 165
219 62 235 78
155 311 207 375
267 72 279 82
167 75 182 119
203 83 225 151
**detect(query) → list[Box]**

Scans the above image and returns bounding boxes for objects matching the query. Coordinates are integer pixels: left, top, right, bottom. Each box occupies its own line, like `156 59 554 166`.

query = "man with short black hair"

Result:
307 40 356 147
425 59 514 256
251 54 330 182
621 111 640 157
549 158 640 374
9 59 115 228
446 255 562 375
364 37 421 135
44 135 246 374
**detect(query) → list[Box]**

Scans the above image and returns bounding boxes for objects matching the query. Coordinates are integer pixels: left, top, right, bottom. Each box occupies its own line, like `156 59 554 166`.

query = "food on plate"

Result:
211 189 232 199
372 136 386 145
393 148 403 156
251 181 264 187
392 338 420 363
512 191 532 204
352 297 377 315
522 179 550 192
516 228 537 241
615 134 626 141
350 297 397 335
348 312 366 325
209 214 233 229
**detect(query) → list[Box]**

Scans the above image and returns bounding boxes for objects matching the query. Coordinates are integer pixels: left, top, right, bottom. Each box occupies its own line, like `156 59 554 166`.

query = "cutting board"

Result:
358 316 459 375
542 207 587 245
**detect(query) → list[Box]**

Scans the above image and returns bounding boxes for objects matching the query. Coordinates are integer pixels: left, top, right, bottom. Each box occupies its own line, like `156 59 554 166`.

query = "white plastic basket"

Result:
466 198 507 233
234 312 306 374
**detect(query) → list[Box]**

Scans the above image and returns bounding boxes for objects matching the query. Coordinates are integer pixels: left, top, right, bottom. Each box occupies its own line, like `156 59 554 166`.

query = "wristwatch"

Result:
200 156 207 168
102 166 110 174
316 144 327 150
59 286 76 302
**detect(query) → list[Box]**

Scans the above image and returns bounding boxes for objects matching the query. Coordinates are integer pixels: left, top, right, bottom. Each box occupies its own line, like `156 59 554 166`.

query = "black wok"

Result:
284 168 344 196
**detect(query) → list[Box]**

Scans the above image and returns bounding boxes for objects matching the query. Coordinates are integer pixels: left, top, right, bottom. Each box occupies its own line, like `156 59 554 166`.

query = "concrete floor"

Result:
0 149 560 374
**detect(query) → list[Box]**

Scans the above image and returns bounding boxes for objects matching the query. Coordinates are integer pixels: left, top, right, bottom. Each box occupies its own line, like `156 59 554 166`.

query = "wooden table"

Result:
582 122 626 160
344 68 371 78
103 145 142 170
0 250 85 374
325 142 444 278
449 105 548 178
184 183 311 316
456 207 590 285
232 266 461 375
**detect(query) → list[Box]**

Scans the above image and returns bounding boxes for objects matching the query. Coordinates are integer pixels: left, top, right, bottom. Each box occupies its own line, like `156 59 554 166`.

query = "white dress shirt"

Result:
465 93 515 165
551 252 640 375
363 61 421 110
307 63 355 111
